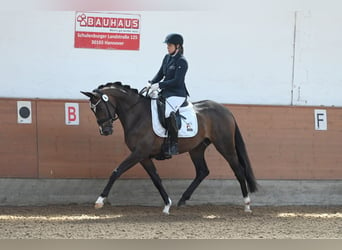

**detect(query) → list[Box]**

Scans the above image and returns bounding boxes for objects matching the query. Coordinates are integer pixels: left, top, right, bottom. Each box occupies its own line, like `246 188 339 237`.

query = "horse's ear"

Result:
81 91 95 99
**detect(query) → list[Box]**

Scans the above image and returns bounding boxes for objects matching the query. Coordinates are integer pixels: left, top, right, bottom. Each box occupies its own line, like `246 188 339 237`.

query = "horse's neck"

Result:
115 94 146 130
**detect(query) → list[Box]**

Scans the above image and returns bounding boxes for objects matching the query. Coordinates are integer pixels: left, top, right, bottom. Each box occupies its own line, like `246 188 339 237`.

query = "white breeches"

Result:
165 96 186 118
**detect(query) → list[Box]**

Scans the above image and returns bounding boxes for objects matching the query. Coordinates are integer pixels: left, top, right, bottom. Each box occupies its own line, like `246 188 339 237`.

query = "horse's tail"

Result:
234 122 258 193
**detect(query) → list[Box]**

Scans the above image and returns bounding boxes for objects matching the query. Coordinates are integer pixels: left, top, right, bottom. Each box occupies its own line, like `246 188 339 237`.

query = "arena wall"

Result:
1 98 341 180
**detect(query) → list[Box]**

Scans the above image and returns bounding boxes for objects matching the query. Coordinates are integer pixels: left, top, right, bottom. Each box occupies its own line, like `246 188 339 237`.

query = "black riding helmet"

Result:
164 33 183 45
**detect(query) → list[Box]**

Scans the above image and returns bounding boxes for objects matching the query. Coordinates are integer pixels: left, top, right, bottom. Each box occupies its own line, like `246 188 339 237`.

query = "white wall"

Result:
0 0 341 106
292 9 342 106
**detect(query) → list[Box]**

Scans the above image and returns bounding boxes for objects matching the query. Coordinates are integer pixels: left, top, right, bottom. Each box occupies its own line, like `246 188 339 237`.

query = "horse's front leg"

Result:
95 153 142 209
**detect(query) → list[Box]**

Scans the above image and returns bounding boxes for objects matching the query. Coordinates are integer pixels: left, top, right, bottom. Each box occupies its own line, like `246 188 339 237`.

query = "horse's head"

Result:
81 89 118 136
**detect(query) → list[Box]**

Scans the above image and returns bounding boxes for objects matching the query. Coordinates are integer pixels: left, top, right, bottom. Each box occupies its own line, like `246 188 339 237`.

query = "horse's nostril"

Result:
101 127 113 136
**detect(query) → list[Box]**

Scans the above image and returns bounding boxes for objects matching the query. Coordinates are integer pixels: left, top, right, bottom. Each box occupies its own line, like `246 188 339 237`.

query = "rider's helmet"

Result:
164 33 183 46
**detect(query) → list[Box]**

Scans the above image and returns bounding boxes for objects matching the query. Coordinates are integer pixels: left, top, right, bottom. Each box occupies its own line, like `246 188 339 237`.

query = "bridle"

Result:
91 89 119 126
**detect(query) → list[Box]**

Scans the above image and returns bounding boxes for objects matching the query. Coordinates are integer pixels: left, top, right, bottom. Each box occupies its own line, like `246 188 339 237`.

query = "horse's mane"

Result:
96 81 139 95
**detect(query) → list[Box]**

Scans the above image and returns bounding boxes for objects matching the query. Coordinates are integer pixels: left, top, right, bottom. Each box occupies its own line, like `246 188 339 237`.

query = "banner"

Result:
75 12 140 50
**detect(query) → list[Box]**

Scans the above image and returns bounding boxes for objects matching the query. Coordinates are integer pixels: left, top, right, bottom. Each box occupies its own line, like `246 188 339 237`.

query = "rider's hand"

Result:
150 83 159 91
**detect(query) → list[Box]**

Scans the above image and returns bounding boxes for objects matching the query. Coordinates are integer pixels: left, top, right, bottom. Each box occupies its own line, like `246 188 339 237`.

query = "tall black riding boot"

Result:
164 112 178 156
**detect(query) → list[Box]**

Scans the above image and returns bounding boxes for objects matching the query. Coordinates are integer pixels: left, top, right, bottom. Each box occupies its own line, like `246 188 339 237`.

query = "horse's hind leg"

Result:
213 141 252 212
140 159 172 214
178 142 209 206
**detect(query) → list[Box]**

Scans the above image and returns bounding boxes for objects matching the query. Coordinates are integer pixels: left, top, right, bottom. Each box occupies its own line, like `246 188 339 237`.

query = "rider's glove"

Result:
150 83 160 91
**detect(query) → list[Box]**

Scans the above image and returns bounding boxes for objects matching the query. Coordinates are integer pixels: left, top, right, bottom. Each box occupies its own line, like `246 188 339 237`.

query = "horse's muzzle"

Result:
99 126 113 136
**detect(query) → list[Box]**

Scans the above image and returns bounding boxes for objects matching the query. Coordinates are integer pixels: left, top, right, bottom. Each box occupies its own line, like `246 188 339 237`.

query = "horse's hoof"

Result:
177 200 186 207
94 203 104 209
163 198 172 214
94 196 105 209
244 207 252 213
243 196 252 213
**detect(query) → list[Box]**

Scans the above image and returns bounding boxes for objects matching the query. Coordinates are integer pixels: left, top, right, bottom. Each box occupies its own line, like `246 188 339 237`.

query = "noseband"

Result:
91 89 119 126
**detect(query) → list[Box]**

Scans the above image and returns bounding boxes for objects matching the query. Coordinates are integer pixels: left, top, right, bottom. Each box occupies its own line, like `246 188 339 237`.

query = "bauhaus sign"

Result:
75 12 141 50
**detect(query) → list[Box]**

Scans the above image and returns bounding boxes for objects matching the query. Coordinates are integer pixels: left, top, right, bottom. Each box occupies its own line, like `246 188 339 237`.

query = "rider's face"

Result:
167 43 177 54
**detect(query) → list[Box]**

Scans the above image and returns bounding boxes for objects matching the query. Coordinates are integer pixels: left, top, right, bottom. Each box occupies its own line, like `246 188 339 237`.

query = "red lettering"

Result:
68 107 77 122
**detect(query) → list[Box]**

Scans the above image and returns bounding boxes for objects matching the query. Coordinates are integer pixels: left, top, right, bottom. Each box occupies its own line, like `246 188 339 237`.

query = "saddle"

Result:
150 95 198 139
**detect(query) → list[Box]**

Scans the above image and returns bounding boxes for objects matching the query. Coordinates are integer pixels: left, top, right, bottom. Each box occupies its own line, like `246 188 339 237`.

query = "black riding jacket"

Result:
151 53 189 98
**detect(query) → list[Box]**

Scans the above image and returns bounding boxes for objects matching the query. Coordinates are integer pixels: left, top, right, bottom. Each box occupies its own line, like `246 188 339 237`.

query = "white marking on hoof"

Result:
244 205 252 213
162 198 172 215
94 196 105 209
244 196 252 213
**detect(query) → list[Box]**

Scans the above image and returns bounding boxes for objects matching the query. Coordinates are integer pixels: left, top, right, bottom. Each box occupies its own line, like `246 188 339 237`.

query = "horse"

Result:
81 82 258 214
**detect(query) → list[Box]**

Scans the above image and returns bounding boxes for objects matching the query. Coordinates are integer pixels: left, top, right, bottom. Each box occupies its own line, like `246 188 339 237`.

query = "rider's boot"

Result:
164 112 178 157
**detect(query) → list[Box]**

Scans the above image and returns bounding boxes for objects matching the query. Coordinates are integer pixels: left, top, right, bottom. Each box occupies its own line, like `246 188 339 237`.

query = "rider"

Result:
148 33 189 157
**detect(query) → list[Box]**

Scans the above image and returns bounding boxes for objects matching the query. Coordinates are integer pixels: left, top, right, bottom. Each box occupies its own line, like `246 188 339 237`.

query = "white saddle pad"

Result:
151 99 198 138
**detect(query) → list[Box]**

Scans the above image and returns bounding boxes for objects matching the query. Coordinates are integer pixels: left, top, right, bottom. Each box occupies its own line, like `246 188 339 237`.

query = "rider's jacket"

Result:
151 53 189 98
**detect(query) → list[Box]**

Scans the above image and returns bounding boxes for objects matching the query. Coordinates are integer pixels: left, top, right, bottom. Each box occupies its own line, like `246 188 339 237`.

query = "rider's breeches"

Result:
165 96 186 118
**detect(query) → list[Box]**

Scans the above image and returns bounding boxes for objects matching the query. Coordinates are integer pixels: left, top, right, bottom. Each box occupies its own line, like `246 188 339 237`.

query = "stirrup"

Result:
170 143 178 155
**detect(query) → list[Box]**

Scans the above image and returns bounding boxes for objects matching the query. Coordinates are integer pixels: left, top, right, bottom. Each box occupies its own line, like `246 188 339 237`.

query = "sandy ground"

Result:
0 205 341 239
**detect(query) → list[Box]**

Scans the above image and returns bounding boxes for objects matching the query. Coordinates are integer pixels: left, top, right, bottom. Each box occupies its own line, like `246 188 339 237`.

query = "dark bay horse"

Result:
81 82 258 214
